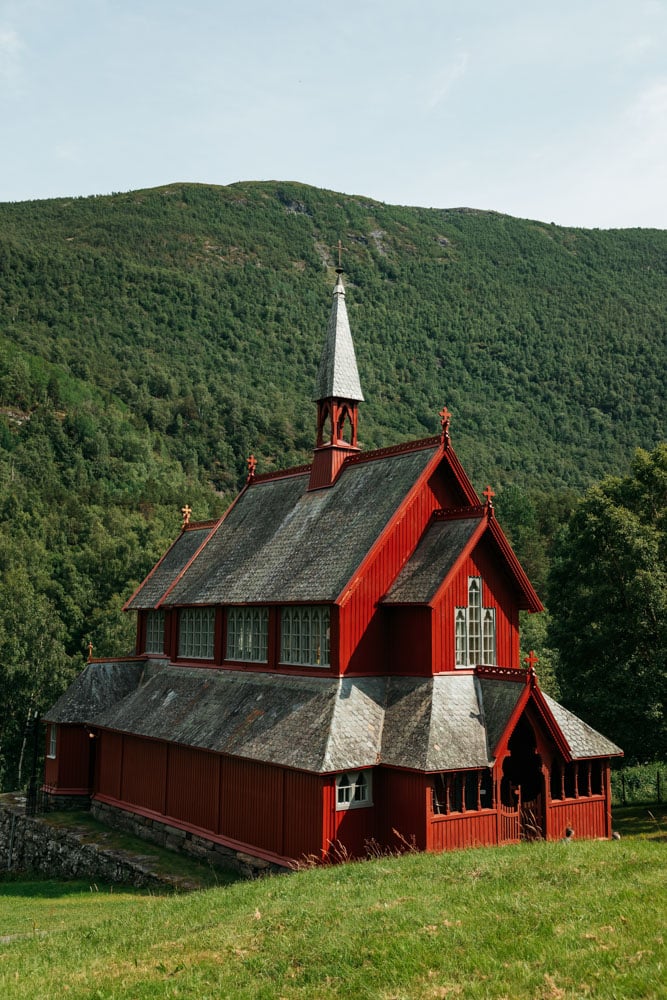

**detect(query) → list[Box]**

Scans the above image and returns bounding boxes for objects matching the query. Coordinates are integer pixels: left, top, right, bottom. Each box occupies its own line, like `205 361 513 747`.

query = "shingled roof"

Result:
47 659 618 772
384 516 481 605
143 442 440 607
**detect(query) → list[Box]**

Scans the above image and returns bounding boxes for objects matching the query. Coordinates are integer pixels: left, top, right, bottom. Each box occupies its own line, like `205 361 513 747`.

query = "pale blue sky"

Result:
1 0 665 227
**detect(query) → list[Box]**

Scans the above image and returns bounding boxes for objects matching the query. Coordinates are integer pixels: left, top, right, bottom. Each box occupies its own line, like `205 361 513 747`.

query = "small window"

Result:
281 607 330 667
178 608 215 660
336 771 372 810
226 608 269 663
47 724 58 759
145 610 165 654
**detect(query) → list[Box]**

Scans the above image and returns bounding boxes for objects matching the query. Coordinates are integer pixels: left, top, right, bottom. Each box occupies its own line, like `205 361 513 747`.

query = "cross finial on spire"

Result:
87 639 94 663
439 405 451 446
247 454 257 483
333 239 347 273
181 504 192 527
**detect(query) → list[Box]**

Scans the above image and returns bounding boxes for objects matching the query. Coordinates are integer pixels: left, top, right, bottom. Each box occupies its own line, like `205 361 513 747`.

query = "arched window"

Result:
454 577 496 667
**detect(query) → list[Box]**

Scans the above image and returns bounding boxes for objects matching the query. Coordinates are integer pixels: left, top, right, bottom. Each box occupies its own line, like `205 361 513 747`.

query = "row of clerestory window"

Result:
144 606 331 668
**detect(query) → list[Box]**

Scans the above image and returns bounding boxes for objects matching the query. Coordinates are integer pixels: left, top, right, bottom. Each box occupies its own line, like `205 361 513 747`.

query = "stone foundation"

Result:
91 800 288 879
0 795 182 890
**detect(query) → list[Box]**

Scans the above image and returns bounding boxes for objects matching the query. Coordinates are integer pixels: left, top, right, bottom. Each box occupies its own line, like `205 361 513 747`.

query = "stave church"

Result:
43 266 621 870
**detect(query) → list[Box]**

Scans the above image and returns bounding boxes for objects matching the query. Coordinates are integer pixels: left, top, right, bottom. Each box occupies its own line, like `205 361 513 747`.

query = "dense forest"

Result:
0 181 665 784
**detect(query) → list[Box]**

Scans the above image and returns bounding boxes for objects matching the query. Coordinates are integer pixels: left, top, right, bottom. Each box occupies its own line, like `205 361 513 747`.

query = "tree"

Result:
548 445 667 762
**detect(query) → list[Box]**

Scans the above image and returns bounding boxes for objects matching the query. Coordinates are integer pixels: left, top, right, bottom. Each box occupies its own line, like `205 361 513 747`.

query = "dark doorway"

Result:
501 715 544 840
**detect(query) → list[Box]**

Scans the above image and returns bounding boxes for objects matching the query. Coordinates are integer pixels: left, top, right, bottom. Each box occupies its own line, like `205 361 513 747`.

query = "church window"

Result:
336 770 372 810
145 610 165 654
226 608 269 663
455 577 496 667
47 724 58 759
432 770 494 814
178 608 215 659
281 607 330 667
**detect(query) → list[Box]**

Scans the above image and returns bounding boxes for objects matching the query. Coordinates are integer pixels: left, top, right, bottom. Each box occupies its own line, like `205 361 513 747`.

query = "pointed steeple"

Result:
315 273 364 403
308 270 364 490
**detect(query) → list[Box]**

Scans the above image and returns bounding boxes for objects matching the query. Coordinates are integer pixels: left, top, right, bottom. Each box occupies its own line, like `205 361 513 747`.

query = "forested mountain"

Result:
0 181 665 785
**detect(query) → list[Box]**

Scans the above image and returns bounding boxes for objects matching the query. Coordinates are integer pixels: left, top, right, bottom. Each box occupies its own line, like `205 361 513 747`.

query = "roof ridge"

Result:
343 435 441 467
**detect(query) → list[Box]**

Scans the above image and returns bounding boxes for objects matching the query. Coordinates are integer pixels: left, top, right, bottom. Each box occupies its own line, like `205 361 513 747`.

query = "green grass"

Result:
1 814 666 999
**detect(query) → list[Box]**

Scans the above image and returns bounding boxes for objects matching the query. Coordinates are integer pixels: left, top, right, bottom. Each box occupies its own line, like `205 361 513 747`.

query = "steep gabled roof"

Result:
383 510 543 612
124 523 218 611
151 441 441 607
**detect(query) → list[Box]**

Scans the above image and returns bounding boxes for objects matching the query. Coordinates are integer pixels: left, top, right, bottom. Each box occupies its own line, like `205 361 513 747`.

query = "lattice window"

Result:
336 771 372 810
226 608 269 663
280 607 330 667
178 608 215 659
145 610 165 654
455 577 496 667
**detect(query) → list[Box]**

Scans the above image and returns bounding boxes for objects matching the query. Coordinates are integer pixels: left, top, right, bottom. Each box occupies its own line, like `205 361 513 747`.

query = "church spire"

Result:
308 267 364 490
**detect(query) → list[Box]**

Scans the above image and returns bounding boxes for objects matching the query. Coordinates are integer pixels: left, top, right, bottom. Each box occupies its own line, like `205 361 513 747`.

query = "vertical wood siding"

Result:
44 725 93 792
380 770 429 850
547 797 607 841
220 757 284 855
386 607 432 674
432 538 519 672
428 812 498 851
97 731 123 800
166 745 220 833
342 471 442 674
334 803 377 858
120 736 167 814
283 769 325 861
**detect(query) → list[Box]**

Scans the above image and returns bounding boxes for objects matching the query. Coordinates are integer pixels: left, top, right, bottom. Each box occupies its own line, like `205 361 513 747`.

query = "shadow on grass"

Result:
0 874 142 899
612 803 667 840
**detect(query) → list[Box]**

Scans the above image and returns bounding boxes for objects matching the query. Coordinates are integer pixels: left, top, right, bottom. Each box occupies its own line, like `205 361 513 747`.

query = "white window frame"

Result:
178 607 215 660
145 610 165 654
47 724 58 759
226 607 269 663
335 771 373 811
280 606 330 667
455 577 496 667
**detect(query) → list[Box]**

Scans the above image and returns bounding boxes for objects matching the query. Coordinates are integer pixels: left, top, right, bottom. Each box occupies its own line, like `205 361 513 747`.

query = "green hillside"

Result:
0 181 665 787
1 824 666 1000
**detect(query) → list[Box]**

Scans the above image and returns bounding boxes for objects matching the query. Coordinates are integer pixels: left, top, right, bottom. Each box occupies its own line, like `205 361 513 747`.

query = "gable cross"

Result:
439 405 451 446
181 504 192 527
247 454 257 482
483 485 495 508
524 649 539 673
87 639 94 663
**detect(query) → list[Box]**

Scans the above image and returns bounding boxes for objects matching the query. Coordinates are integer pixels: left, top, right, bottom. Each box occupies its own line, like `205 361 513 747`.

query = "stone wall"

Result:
0 796 178 889
91 799 286 879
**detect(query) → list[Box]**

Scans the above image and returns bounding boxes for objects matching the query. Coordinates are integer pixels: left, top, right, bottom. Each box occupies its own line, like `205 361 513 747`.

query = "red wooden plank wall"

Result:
97 731 123 799
167 744 220 833
220 756 284 854
342 473 442 674
334 802 377 858
428 812 498 852
44 725 93 792
432 539 519 672
120 736 167 814
380 770 429 850
283 769 325 861
547 797 607 841
386 607 432 675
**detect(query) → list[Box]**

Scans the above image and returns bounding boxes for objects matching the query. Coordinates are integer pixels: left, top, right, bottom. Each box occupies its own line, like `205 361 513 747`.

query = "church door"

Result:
500 716 545 841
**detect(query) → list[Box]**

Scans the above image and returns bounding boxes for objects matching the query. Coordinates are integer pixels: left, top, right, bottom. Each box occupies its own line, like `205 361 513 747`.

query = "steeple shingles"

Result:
314 274 364 402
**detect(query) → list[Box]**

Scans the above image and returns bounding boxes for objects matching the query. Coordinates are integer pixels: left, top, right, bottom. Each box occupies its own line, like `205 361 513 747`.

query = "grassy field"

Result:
0 806 665 1000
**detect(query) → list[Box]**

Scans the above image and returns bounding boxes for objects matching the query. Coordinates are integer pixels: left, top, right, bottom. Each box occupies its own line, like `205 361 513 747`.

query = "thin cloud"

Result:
0 26 24 92
426 52 469 110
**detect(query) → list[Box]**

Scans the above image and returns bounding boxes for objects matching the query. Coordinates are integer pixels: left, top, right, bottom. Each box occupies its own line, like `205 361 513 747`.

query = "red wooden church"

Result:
43 270 621 868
